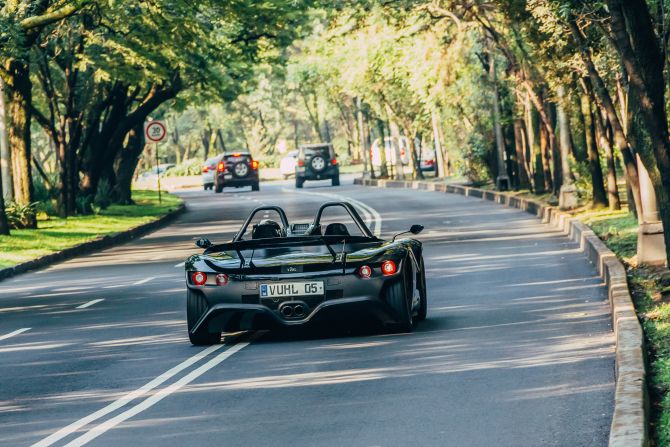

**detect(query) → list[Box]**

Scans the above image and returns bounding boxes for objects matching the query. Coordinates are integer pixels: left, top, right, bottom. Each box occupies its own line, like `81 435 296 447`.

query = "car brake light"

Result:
232 152 241 157
358 265 372 279
216 273 229 286
251 160 259 170
191 271 207 285
381 260 397 276
331 159 337 165
426 160 434 165
217 162 225 172
202 166 209 173
297 160 305 167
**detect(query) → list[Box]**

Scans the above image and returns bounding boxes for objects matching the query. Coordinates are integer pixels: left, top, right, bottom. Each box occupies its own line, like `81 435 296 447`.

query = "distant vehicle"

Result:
201 156 220 190
184 202 427 344
139 163 174 180
295 143 339 188
370 137 410 168
420 149 436 172
279 150 299 179
214 152 260 193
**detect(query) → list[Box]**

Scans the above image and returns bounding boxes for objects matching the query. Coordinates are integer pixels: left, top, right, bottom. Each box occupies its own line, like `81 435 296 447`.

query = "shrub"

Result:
6 201 39 229
93 179 113 210
164 159 202 177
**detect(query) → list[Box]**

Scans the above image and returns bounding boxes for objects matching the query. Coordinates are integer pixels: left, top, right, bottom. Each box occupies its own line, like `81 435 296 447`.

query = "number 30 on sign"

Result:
145 120 167 143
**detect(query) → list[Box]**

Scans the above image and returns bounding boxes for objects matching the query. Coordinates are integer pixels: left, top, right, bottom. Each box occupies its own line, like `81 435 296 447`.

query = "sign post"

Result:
145 120 167 204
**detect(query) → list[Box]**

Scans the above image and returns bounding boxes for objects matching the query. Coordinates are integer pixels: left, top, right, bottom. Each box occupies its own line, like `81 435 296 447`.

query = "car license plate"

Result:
260 281 324 298
224 174 232 179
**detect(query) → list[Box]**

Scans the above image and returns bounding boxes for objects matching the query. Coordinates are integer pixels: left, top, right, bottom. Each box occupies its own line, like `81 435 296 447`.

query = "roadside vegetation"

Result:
0 191 181 269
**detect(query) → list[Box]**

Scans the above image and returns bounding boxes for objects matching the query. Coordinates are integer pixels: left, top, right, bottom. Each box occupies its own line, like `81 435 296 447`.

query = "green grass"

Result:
0 190 182 269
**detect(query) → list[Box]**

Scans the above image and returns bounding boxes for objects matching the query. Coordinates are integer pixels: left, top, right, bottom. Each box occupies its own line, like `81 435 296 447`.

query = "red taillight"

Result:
331 158 337 165
215 273 229 286
381 260 397 276
217 162 225 172
297 160 305 167
202 166 209 173
358 265 372 279
251 160 259 170
191 271 207 285
426 160 434 166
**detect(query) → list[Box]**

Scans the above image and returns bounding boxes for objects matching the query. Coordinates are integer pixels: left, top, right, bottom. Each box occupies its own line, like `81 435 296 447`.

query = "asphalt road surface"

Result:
0 177 614 447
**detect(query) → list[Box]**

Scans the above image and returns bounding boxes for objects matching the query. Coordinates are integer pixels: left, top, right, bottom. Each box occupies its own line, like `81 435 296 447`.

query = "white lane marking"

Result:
32 344 225 447
0 328 31 341
132 277 154 286
102 284 125 289
174 262 185 268
64 333 262 447
76 299 105 309
281 187 382 237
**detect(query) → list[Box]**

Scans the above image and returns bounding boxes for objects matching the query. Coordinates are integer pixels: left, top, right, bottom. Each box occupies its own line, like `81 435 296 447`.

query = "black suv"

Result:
214 152 260 193
295 143 340 188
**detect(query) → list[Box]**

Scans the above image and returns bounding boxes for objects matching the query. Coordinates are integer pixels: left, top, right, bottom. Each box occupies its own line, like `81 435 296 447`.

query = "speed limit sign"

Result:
145 120 167 143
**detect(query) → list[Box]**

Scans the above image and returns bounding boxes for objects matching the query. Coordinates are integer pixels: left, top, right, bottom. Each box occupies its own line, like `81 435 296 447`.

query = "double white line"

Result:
33 333 261 447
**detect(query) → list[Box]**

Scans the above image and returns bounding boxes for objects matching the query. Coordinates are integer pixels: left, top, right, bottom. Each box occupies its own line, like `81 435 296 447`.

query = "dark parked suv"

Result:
214 152 260 193
295 143 339 188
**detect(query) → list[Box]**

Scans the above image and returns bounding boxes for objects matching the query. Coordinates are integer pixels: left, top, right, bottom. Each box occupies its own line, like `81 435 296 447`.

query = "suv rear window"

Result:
300 145 333 158
224 153 251 163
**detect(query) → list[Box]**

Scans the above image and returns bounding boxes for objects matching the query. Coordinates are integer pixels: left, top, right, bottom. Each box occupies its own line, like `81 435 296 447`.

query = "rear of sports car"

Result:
185 249 412 336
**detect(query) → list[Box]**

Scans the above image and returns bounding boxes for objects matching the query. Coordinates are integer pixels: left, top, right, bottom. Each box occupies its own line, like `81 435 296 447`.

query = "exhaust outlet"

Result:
280 304 294 317
293 304 305 318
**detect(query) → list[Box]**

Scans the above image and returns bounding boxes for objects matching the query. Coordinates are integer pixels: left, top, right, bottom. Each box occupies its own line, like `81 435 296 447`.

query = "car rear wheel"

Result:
386 261 413 333
331 176 340 186
296 177 304 188
187 289 220 345
252 182 260 191
416 257 427 321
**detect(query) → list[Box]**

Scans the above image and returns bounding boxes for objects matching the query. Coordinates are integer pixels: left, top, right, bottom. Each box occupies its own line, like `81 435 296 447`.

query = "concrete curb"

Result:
0 203 187 283
354 177 648 447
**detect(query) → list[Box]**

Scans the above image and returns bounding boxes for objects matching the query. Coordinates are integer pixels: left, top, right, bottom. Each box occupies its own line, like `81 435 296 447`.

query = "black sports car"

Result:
184 202 427 345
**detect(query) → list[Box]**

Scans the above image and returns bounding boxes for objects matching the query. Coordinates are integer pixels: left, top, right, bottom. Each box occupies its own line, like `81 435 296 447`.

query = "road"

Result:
0 178 614 446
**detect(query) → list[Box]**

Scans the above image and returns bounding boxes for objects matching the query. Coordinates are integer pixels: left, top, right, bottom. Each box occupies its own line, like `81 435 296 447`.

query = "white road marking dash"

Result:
0 328 31 341
76 299 105 309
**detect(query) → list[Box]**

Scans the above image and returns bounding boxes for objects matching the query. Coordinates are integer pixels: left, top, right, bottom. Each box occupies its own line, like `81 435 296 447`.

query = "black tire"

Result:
187 289 220 345
386 262 413 333
416 257 427 321
331 176 340 187
252 182 260 191
296 177 304 189
214 183 223 193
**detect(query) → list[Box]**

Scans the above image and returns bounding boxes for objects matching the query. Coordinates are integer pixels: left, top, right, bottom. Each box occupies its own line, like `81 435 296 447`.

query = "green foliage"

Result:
164 159 202 177
93 179 113 211
6 201 39 230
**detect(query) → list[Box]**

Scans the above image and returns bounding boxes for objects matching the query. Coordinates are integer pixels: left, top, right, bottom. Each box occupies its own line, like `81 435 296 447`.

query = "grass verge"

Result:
0 190 182 269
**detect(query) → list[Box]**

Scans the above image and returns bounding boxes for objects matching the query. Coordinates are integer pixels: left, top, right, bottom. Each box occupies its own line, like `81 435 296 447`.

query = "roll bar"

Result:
311 202 375 239
233 206 290 242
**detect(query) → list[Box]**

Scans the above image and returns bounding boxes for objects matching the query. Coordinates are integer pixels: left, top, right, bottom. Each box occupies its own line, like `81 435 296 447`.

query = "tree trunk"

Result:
513 118 531 189
539 117 553 193
376 119 389 178
569 18 641 214
431 109 447 178
5 59 36 228
556 86 574 186
0 77 12 201
113 124 144 204
580 84 608 207
386 108 405 180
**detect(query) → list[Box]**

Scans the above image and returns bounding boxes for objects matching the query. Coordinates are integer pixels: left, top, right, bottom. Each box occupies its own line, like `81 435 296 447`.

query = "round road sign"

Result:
145 120 167 143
